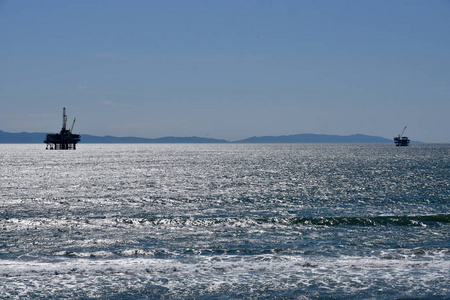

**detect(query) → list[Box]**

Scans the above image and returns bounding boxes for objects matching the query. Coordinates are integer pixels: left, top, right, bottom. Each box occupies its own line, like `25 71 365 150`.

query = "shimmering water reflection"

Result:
0 144 449 298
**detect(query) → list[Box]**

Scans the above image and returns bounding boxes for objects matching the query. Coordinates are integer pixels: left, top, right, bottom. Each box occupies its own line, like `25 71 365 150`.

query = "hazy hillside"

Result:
1 130 411 144
234 133 393 143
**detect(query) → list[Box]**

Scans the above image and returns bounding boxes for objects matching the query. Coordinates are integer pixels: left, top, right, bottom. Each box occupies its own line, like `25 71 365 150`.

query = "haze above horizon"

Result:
1 1 449 143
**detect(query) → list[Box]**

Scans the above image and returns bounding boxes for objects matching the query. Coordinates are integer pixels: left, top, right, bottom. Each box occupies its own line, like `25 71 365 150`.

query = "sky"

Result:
1 0 449 142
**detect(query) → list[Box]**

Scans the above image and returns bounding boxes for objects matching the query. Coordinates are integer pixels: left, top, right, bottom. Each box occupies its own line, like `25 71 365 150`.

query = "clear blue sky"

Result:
1 0 449 142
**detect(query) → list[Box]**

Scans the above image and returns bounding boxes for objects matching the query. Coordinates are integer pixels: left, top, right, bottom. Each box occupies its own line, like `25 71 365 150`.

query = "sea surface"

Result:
0 143 449 299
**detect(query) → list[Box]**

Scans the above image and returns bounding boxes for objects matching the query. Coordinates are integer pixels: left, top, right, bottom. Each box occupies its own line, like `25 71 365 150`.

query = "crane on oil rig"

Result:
70 117 76 133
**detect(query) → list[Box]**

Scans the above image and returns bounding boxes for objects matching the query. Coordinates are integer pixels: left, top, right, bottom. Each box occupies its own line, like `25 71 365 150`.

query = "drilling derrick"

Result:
44 108 81 150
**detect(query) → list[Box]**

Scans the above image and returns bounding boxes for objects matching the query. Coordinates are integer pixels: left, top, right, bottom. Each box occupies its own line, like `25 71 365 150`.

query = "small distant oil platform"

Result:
44 108 81 150
394 126 410 146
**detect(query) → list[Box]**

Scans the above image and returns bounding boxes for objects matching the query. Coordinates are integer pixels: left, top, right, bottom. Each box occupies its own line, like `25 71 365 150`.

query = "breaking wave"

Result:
130 213 450 227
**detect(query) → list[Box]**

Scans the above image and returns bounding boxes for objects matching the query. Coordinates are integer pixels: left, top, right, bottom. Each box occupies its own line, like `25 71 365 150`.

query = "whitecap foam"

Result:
1 253 448 298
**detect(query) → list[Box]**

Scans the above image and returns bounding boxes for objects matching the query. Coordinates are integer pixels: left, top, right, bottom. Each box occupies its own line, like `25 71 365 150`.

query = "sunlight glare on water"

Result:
0 144 449 298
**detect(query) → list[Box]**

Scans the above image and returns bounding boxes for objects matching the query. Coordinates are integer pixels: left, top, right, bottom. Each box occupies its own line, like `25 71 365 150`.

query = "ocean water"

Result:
0 143 448 299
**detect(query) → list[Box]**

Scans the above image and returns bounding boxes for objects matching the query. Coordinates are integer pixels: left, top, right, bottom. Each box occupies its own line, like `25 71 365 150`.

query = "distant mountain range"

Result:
234 133 393 143
0 129 404 144
80 134 229 144
0 130 47 143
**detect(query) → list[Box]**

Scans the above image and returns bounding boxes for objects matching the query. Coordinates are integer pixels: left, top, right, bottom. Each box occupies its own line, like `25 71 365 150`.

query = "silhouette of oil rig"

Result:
44 108 81 150
394 126 410 146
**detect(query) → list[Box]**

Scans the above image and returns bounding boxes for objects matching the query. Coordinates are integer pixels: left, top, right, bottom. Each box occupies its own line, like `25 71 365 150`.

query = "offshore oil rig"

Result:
394 126 410 146
44 108 81 150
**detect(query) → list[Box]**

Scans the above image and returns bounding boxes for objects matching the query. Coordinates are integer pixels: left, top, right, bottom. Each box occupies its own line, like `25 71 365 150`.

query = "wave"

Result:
2 214 448 233
52 248 296 259
289 214 450 226
135 214 450 227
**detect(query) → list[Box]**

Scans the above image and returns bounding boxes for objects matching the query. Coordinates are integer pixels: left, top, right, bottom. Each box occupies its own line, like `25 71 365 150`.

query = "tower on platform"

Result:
44 108 81 150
